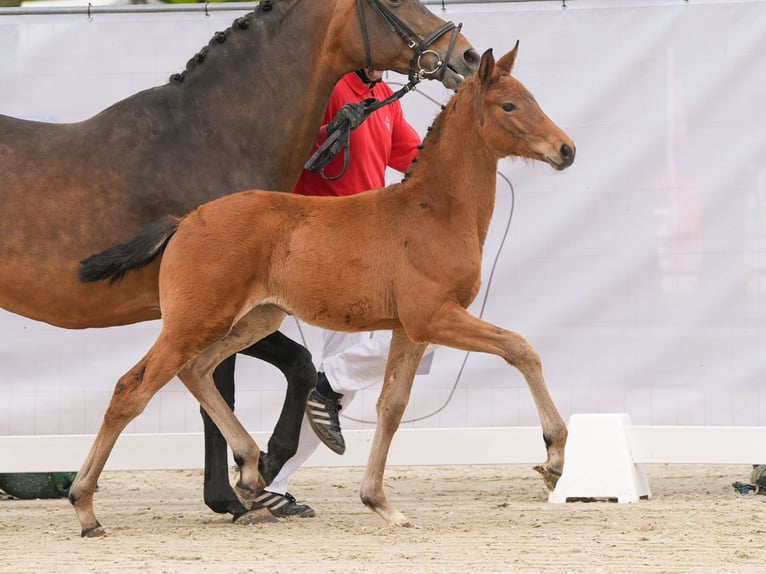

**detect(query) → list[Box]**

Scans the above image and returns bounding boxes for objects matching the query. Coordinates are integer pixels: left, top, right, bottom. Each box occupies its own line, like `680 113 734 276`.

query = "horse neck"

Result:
404 94 499 246
115 0 351 192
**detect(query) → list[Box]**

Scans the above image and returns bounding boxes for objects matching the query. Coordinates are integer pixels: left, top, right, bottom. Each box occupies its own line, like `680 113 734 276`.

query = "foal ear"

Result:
496 41 520 75
478 48 496 86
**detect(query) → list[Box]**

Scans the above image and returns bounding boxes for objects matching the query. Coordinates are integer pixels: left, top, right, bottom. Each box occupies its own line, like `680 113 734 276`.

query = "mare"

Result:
0 0 479 522
77 44 574 535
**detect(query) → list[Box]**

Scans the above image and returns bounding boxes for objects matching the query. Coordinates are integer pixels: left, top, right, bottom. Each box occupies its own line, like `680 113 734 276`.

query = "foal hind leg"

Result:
180 361 266 509
179 306 288 508
202 332 315 521
359 329 426 527
239 331 316 484
420 303 567 489
69 348 187 537
200 354 245 517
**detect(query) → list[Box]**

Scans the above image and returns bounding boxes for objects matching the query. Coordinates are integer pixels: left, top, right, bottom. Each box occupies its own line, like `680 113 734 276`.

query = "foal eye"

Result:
502 103 517 112
388 0 402 6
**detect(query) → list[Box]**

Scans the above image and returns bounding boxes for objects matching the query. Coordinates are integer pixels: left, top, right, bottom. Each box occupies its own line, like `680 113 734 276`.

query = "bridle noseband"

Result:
356 0 462 83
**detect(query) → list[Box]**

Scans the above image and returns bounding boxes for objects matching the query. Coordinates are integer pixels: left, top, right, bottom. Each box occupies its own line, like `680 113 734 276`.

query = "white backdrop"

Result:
1 0 765 445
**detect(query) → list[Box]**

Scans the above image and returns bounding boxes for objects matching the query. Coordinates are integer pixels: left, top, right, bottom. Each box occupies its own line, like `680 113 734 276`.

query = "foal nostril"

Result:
560 144 575 165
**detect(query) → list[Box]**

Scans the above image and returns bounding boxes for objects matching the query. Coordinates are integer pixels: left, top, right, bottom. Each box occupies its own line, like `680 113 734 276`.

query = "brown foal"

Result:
77 44 574 535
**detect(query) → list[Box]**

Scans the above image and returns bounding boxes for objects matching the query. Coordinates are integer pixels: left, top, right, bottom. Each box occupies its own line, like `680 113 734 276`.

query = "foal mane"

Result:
402 79 476 182
168 0 277 84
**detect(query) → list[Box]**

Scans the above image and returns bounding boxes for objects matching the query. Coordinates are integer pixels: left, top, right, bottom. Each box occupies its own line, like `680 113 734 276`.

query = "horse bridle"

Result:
356 0 462 83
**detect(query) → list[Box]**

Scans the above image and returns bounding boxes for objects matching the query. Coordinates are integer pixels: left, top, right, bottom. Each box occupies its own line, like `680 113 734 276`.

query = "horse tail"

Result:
79 217 180 284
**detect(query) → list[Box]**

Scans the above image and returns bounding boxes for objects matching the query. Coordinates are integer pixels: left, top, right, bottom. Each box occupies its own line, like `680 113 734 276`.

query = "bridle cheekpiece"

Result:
356 0 462 83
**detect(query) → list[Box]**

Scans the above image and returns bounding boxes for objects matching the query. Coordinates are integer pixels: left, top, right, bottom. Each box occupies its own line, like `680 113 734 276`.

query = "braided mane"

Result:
169 1 274 84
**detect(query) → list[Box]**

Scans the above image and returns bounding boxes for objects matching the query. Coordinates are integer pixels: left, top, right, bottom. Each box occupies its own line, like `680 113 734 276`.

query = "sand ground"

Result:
1 464 764 574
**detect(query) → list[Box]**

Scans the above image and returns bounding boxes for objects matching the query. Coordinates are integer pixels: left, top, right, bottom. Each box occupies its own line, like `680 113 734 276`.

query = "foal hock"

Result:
77 44 574 534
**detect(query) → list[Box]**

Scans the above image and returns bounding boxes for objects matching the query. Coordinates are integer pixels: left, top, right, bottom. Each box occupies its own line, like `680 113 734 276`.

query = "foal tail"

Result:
79 217 180 284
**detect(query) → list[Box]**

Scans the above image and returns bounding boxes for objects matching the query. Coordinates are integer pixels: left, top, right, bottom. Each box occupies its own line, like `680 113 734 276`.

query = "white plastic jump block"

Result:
548 413 651 504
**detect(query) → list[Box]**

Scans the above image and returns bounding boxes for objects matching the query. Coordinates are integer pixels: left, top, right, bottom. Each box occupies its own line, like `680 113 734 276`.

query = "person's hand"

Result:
327 103 367 134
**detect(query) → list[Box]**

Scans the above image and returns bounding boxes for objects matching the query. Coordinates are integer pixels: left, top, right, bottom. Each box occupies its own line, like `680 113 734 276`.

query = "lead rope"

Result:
303 77 420 179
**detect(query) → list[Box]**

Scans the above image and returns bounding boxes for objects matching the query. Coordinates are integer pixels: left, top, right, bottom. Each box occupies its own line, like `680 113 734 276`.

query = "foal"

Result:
77 44 574 535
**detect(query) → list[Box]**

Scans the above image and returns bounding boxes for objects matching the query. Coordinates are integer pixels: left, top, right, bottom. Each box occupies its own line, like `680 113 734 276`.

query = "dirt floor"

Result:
1 464 764 574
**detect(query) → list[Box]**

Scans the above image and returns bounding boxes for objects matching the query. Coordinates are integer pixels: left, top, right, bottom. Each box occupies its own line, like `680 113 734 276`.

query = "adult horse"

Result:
77 44 574 535
0 0 478 522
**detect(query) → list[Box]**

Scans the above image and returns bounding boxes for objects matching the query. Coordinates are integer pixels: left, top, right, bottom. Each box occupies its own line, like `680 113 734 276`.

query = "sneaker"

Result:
251 491 316 518
306 373 346 455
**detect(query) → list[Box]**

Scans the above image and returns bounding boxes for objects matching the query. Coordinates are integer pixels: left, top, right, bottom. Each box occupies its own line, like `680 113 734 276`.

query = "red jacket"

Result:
293 72 421 197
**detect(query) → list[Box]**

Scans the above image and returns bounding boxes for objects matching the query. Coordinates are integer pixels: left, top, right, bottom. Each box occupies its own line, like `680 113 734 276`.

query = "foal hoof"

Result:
232 507 279 525
234 470 267 500
533 464 562 491
81 524 106 538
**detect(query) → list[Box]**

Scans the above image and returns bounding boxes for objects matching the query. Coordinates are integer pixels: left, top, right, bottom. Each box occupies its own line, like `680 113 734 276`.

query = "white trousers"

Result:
265 330 390 494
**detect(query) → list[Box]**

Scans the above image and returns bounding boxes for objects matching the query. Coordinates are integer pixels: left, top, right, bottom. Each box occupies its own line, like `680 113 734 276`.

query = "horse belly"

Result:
0 137 165 327
0 254 161 329
272 251 398 332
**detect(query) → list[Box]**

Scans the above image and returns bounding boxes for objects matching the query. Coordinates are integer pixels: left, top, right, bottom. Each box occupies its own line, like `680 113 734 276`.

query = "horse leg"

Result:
68 345 190 537
419 303 567 490
202 332 315 521
200 354 245 517
238 331 316 485
359 329 426 527
179 305 288 508
180 362 267 512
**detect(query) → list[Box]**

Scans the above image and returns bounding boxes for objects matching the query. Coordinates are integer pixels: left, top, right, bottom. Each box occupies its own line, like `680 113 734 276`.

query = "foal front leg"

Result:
423 303 567 490
69 351 183 537
359 329 426 527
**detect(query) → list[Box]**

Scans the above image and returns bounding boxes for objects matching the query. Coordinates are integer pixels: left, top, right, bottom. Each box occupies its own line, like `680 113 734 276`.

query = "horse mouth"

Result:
441 66 465 91
546 156 567 171
440 47 480 91
544 148 575 171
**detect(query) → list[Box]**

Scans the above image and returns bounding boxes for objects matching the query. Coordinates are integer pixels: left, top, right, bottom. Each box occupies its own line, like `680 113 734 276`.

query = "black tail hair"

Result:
79 217 180 284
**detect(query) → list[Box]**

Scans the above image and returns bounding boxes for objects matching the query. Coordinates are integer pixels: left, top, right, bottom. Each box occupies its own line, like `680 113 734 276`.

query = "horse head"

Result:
474 44 575 170
347 0 480 89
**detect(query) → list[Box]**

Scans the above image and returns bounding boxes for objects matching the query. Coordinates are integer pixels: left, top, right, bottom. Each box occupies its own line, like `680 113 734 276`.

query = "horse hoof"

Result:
533 464 562 491
234 473 267 504
232 507 279 525
400 521 420 529
81 524 106 538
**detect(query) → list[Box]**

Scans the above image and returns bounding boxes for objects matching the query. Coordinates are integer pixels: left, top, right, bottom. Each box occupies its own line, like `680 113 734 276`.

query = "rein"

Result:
306 0 461 179
304 79 419 179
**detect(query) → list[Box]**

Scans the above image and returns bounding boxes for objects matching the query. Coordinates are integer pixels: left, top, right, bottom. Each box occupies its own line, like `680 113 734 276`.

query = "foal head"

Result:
466 44 575 170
